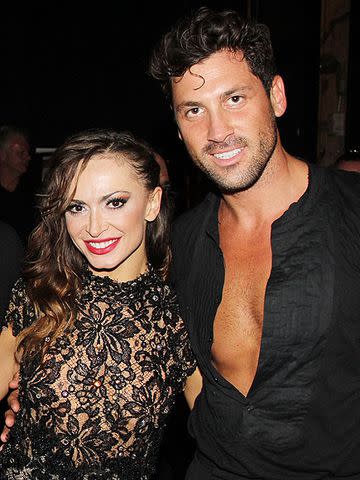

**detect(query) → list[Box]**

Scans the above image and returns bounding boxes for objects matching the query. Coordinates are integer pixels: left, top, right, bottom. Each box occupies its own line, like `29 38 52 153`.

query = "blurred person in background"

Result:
0 125 39 243
334 148 360 173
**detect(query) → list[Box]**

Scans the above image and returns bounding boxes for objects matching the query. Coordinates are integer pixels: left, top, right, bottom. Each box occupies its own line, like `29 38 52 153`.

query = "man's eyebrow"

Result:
221 86 252 98
175 86 254 113
175 101 204 113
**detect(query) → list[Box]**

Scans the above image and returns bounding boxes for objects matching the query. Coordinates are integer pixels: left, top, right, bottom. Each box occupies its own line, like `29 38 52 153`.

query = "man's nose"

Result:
207 110 234 143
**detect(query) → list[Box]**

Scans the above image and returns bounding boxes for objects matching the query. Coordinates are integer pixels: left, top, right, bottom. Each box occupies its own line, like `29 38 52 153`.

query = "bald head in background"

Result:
335 150 360 173
154 152 170 187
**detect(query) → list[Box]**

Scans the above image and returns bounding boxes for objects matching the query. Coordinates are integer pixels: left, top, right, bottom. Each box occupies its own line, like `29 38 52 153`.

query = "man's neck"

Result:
219 150 309 232
0 165 21 192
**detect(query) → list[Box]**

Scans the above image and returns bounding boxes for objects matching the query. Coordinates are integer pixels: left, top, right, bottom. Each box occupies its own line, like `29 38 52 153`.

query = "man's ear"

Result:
145 186 162 222
270 75 287 118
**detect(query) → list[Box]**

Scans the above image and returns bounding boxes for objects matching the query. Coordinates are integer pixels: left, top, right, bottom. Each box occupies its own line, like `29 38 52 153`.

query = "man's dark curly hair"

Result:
149 6 277 100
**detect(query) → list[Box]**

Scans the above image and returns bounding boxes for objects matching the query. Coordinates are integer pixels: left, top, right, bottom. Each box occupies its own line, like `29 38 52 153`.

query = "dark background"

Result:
1 0 323 212
345 0 360 153
1 1 358 478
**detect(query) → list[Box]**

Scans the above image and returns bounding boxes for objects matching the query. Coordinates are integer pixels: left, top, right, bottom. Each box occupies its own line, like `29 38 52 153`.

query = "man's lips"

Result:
84 238 121 255
211 147 245 166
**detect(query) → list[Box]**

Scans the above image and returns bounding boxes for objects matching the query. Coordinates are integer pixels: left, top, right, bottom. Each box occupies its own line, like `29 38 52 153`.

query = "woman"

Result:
0 129 199 479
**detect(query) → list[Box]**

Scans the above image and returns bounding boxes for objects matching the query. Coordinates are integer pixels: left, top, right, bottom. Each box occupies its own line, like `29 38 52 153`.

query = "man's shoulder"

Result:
314 166 360 233
0 220 23 249
0 219 18 235
172 192 219 235
322 165 360 201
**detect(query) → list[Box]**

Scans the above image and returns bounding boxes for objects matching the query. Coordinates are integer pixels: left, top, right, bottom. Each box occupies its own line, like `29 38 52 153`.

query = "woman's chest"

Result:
20 314 177 418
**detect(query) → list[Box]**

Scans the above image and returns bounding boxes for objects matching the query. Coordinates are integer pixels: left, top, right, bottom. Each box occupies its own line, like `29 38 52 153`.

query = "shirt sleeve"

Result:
1 278 36 336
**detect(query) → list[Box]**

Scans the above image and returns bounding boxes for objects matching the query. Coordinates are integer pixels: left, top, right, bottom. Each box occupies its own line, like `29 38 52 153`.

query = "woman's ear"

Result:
270 75 287 118
145 186 162 222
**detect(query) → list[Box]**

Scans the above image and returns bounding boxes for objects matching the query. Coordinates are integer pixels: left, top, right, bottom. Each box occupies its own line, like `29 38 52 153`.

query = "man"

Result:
335 149 360 173
0 125 37 242
149 6 360 479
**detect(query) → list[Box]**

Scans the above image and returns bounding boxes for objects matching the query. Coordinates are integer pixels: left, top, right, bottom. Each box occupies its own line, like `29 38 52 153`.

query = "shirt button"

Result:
246 403 254 412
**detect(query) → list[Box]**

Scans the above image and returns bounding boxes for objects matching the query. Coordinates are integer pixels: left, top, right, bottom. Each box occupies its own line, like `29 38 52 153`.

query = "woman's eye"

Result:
108 198 127 208
67 204 84 214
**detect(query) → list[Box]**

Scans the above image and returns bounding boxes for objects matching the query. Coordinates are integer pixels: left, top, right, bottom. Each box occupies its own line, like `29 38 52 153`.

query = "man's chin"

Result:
208 173 262 194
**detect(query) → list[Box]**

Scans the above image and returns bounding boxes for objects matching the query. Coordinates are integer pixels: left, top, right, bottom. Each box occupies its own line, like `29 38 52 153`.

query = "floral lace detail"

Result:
0 267 196 479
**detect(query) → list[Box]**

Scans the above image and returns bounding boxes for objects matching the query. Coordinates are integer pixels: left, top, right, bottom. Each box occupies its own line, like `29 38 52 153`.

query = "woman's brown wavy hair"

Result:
17 129 172 360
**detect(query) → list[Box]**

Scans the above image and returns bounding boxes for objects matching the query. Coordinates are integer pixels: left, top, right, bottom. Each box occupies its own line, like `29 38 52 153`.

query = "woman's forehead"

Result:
68 154 142 197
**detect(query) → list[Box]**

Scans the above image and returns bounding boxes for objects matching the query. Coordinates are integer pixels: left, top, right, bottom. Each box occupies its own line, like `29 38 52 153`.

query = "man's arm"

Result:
0 372 20 444
184 367 203 410
0 326 18 401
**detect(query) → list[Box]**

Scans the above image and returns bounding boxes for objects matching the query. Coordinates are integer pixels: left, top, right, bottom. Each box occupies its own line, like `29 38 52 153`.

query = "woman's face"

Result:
65 153 161 282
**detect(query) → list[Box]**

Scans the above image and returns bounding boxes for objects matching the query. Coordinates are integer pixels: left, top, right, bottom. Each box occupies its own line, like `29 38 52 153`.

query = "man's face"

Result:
1 135 31 175
172 50 285 193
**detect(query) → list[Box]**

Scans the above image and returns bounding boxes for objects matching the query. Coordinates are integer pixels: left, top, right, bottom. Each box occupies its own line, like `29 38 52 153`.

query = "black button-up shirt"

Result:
170 163 360 479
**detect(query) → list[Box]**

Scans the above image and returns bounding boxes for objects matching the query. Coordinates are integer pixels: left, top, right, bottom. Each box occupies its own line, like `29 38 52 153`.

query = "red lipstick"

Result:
84 238 121 255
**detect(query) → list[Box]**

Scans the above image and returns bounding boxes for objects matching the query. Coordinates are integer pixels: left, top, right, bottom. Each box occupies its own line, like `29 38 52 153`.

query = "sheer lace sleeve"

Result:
1 278 36 336
165 288 196 393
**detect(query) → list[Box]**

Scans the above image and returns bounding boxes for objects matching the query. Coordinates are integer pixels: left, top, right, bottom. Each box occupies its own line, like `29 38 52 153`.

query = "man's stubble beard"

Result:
187 111 278 195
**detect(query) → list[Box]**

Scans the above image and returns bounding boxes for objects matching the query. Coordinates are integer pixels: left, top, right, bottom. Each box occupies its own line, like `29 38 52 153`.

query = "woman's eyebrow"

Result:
101 190 130 201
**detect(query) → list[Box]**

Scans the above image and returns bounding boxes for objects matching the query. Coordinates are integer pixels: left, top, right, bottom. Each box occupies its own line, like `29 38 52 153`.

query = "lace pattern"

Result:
0 267 196 479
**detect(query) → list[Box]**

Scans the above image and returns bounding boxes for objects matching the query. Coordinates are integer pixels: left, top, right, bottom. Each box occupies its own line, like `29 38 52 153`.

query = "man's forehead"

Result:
174 49 247 76
171 50 251 87
170 52 257 104
9 135 29 149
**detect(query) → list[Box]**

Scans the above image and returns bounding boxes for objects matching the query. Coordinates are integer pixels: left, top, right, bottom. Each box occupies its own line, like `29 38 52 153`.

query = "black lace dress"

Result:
0 267 196 480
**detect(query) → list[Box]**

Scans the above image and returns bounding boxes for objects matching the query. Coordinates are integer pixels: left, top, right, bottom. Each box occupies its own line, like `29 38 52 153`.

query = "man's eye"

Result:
186 107 201 118
229 95 243 104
